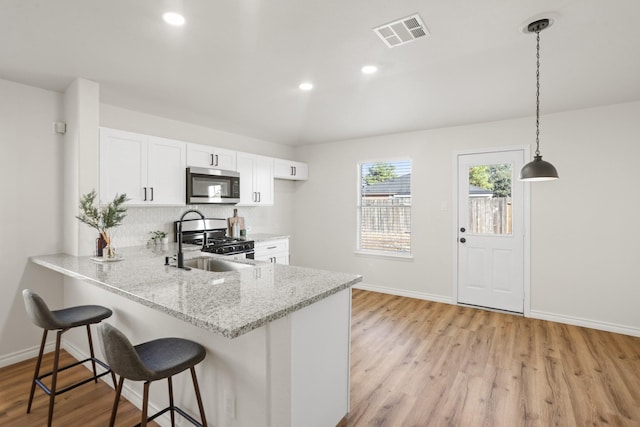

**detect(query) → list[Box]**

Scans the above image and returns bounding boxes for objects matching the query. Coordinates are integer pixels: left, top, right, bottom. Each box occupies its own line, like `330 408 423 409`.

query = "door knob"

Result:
460 237 466 243
460 227 466 233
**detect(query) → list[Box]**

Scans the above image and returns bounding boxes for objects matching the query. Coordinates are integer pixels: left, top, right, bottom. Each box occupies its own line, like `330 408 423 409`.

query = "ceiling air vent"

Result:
373 13 430 48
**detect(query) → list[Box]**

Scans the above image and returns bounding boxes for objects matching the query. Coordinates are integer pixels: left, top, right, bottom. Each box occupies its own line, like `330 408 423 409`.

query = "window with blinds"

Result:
358 160 412 255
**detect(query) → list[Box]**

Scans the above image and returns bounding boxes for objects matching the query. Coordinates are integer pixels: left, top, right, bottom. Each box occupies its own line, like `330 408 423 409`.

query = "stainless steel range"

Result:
174 218 254 258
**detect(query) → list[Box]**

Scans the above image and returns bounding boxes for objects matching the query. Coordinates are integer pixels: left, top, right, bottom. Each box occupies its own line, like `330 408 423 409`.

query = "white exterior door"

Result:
457 149 526 313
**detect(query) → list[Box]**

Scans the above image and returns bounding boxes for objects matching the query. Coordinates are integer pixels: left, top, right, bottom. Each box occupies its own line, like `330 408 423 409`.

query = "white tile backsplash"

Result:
111 205 237 248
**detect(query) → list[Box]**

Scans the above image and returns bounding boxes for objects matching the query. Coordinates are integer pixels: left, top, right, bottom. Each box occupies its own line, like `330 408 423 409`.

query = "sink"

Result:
184 257 252 272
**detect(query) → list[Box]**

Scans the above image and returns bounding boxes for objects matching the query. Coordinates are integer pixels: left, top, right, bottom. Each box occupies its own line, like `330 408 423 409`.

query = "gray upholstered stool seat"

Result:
99 323 208 427
47 305 114 328
134 338 206 381
22 289 116 427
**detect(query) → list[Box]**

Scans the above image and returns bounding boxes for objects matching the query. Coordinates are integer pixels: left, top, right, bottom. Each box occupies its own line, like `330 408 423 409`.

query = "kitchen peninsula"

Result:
31 245 361 427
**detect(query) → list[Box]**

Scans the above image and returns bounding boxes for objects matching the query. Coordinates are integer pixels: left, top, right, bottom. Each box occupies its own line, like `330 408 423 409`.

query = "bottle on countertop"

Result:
232 209 240 238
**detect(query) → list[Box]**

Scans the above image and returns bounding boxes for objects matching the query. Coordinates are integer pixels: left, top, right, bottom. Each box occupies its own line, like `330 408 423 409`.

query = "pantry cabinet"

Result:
274 159 309 180
236 152 274 206
99 128 186 206
186 143 237 171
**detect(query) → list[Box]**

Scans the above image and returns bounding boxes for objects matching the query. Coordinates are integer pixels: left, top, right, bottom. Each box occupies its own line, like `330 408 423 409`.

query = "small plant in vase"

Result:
76 190 129 258
148 230 168 246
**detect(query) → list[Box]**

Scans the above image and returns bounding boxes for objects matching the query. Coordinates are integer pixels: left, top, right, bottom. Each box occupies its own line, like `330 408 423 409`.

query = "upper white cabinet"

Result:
274 159 309 181
186 143 237 171
237 152 274 206
99 128 186 206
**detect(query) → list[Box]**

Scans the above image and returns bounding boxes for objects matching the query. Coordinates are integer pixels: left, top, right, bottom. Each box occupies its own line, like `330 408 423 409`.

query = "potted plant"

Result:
148 230 169 246
76 190 129 257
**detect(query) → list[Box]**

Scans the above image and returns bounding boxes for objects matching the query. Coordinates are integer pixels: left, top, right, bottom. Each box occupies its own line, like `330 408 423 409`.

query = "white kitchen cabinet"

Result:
274 159 309 181
237 152 274 206
186 143 236 171
254 238 289 265
99 128 186 206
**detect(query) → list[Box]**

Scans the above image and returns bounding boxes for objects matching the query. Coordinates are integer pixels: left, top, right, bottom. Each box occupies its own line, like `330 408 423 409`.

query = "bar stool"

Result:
98 322 208 427
22 289 117 427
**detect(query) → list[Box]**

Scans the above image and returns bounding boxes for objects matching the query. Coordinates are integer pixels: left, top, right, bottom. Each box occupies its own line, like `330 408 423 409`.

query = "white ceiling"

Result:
2 0 639 145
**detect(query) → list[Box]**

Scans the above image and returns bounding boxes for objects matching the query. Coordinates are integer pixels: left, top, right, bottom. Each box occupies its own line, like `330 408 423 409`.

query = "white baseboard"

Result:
63 340 173 427
353 283 454 305
530 310 640 338
354 284 640 338
0 341 56 369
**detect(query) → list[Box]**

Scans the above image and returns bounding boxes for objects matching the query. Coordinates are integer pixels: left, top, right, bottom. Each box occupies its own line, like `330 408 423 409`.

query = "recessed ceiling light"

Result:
299 82 313 91
163 12 185 26
361 65 378 74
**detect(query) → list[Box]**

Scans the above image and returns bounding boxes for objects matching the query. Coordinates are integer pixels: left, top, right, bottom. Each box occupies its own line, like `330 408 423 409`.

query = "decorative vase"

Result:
101 230 116 259
103 243 116 259
96 235 107 257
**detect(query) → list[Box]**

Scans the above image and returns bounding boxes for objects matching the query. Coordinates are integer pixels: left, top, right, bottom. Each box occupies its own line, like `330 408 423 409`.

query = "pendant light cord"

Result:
535 30 541 157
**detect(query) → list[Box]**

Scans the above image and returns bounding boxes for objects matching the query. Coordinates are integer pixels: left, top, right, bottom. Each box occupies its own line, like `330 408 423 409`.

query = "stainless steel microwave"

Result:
186 167 240 204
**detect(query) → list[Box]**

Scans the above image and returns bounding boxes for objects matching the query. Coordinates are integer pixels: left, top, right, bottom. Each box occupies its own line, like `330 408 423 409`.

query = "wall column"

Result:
62 78 99 256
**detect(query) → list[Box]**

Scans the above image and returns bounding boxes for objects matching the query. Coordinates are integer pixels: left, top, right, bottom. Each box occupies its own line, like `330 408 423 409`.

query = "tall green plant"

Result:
76 190 129 245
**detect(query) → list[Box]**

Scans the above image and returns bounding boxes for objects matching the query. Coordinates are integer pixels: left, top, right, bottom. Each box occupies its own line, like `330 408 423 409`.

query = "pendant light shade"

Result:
519 18 559 182
519 155 558 181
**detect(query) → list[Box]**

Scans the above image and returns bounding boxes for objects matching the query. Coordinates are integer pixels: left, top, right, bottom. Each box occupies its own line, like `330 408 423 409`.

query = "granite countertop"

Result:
249 233 290 242
30 244 361 339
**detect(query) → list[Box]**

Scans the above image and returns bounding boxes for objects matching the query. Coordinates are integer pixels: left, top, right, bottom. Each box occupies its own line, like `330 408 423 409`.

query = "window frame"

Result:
356 158 413 259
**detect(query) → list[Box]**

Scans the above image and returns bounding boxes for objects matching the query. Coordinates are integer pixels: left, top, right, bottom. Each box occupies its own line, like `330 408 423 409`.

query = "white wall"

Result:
100 103 293 159
293 101 640 335
0 79 64 364
63 78 100 256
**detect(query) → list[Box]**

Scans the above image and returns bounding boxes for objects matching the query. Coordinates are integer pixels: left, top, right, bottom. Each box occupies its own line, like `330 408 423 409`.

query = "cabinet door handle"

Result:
258 192 261 202
214 154 219 167
150 187 154 202
143 187 147 201
253 192 257 202
267 246 277 249
291 166 294 176
293 166 296 176
210 154 214 166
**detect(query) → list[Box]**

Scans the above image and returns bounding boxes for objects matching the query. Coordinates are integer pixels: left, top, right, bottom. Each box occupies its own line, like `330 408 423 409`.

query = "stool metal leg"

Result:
86 325 99 383
190 367 208 427
109 376 125 427
47 330 64 427
141 381 150 427
168 376 176 426
27 329 48 413
86 323 117 388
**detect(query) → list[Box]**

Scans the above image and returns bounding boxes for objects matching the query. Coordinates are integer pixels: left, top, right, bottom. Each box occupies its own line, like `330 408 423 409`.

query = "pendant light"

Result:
519 19 559 181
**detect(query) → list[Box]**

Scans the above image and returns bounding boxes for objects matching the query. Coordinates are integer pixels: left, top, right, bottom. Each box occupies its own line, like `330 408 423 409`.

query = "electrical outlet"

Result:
224 389 235 419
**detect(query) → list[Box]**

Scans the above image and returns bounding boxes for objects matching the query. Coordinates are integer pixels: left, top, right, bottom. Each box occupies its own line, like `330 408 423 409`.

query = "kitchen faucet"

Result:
175 209 206 269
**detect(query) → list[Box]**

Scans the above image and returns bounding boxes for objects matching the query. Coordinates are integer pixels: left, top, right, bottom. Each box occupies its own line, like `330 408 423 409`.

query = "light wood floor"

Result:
0 350 158 427
2 291 639 426
344 289 640 427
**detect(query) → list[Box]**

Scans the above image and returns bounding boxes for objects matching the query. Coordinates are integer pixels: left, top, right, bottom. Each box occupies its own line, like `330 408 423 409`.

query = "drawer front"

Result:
254 239 289 256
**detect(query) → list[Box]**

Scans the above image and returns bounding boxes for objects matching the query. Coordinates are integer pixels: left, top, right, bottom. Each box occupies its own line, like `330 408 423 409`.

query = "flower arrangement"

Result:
76 190 129 256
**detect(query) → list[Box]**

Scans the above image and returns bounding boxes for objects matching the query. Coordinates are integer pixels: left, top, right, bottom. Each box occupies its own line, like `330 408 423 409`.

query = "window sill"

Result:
354 250 413 261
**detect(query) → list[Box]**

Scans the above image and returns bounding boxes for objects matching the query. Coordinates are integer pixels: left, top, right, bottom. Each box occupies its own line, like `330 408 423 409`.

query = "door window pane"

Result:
468 164 512 235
